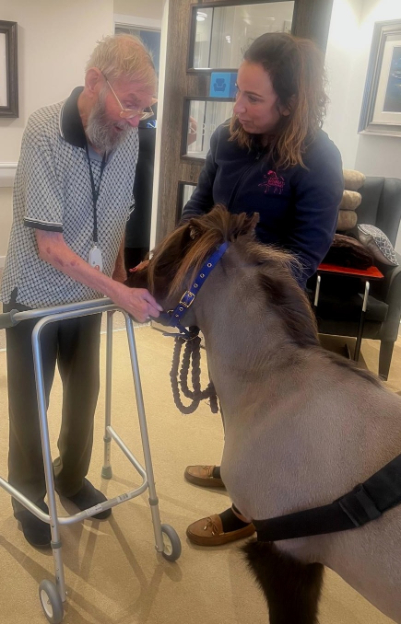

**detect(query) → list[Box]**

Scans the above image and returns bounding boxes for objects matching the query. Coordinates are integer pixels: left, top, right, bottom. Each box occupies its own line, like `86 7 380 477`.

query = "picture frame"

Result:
0 20 18 118
359 19 401 137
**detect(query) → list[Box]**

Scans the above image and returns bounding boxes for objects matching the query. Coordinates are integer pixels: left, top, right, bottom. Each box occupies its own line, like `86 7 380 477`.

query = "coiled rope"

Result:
170 334 219 415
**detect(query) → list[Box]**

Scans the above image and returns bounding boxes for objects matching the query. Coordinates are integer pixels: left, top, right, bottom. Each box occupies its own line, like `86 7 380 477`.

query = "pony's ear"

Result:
251 212 259 229
188 219 202 240
233 211 259 238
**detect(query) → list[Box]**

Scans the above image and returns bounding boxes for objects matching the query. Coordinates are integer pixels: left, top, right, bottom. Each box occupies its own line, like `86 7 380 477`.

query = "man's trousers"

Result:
4 302 102 512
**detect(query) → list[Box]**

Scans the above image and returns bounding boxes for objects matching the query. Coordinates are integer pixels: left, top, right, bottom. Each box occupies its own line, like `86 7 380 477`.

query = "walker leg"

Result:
102 311 113 480
124 316 165 553
32 324 67 603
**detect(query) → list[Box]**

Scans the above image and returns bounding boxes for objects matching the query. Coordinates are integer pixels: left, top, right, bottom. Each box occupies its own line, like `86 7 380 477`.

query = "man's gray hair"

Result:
86 34 156 90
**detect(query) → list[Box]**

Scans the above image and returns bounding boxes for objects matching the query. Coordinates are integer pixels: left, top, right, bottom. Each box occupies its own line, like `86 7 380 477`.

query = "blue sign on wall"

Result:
209 72 237 99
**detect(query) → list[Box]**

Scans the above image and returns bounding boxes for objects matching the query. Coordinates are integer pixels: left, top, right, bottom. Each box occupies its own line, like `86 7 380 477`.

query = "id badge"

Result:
89 245 103 272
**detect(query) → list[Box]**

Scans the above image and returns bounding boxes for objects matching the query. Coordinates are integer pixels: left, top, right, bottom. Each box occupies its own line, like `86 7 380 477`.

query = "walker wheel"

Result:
39 580 64 624
161 524 181 562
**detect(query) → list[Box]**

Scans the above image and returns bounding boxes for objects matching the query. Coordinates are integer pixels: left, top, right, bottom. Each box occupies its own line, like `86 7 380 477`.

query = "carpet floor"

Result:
0 316 398 624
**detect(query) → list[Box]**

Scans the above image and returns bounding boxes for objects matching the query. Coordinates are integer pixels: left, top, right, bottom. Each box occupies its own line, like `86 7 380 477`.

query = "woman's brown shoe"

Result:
184 465 225 488
186 514 256 546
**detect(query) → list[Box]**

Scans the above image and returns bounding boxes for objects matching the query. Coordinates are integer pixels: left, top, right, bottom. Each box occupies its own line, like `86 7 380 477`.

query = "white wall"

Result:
114 0 164 21
324 0 365 168
0 0 114 266
0 0 114 162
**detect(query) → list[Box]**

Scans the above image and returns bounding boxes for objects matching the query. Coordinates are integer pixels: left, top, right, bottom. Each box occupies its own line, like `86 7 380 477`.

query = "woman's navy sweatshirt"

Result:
182 123 344 288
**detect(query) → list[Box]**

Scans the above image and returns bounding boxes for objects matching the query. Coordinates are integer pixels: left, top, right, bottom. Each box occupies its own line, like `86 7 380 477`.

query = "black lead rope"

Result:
163 243 229 415
170 335 219 415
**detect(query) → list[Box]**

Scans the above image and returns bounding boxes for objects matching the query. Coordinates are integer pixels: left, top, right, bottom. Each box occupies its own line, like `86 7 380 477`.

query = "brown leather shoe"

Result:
184 465 225 488
186 514 256 546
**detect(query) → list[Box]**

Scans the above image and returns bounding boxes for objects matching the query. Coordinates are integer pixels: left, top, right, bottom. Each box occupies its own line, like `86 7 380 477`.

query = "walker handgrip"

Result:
0 309 19 328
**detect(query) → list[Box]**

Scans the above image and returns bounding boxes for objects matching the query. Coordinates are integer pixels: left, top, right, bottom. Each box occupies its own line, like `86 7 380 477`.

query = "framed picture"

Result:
0 20 18 118
359 19 401 137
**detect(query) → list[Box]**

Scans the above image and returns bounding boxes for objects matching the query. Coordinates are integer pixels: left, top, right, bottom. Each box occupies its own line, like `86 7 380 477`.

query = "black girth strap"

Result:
253 453 401 542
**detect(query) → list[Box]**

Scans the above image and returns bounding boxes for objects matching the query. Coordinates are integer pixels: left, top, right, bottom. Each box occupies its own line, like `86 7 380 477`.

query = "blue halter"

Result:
160 241 229 340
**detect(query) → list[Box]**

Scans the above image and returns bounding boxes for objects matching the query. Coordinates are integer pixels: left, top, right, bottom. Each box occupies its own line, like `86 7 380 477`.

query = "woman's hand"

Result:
129 259 150 273
188 116 198 146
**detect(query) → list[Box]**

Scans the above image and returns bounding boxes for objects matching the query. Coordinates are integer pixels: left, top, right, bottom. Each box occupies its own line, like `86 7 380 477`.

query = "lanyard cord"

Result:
85 144 107 244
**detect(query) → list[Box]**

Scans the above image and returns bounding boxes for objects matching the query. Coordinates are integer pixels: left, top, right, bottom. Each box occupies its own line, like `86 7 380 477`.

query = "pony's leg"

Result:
243 540 324 624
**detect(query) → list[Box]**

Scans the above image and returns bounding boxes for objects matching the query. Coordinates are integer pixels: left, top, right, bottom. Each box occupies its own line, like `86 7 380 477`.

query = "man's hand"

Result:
114 285 162 323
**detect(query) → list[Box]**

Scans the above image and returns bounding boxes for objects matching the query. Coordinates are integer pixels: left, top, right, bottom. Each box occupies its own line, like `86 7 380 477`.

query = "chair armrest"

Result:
379 258 401 341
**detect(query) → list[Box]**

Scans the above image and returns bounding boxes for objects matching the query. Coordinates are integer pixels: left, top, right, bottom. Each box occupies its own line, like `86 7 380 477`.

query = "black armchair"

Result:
310 177 401 380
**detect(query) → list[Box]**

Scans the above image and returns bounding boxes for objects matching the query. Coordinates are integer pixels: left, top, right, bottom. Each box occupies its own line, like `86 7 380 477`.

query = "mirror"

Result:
190 1 295 70
183 98 234 160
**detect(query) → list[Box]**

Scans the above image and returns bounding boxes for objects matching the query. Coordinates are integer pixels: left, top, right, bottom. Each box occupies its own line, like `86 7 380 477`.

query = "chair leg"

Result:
379 340 395 381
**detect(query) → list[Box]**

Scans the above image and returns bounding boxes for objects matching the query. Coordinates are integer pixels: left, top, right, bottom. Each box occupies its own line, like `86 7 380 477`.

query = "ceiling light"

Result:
196 11 208 22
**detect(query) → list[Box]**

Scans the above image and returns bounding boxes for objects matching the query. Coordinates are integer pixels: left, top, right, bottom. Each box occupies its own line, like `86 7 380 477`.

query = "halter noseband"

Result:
160 241 229 340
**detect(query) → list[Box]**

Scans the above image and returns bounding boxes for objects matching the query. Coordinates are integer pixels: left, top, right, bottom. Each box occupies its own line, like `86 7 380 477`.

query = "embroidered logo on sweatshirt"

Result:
259 170 285 195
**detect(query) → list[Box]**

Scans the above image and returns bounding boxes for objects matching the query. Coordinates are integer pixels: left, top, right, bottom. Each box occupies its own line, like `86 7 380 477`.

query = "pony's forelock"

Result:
149 206 258 299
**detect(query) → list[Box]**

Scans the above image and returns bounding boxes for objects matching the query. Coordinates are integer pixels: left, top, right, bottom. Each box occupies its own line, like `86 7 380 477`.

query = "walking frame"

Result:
0 298 181 624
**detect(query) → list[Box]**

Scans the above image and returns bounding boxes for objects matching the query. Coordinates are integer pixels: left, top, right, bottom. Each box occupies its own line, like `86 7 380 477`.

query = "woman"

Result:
181 32 344 547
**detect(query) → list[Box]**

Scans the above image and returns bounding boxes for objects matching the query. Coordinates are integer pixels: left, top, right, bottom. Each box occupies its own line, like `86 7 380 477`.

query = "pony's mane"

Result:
148 205 259 297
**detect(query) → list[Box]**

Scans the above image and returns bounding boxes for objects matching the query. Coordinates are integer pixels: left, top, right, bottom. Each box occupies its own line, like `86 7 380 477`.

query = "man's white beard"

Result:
86 91 130 153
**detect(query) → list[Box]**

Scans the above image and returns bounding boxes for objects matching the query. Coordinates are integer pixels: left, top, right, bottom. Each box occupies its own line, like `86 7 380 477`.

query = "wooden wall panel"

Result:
292 0 334 52
156 0 205 242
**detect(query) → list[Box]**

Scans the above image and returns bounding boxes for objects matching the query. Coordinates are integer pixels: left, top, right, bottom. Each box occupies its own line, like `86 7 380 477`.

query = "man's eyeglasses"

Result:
103 73 155 121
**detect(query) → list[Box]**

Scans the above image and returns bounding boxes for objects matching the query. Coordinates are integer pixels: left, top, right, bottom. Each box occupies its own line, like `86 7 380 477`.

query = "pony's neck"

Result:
192 257 310 413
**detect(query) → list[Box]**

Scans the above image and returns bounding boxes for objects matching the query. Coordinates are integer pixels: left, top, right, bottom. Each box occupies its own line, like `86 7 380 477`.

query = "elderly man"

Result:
1 34 161 548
